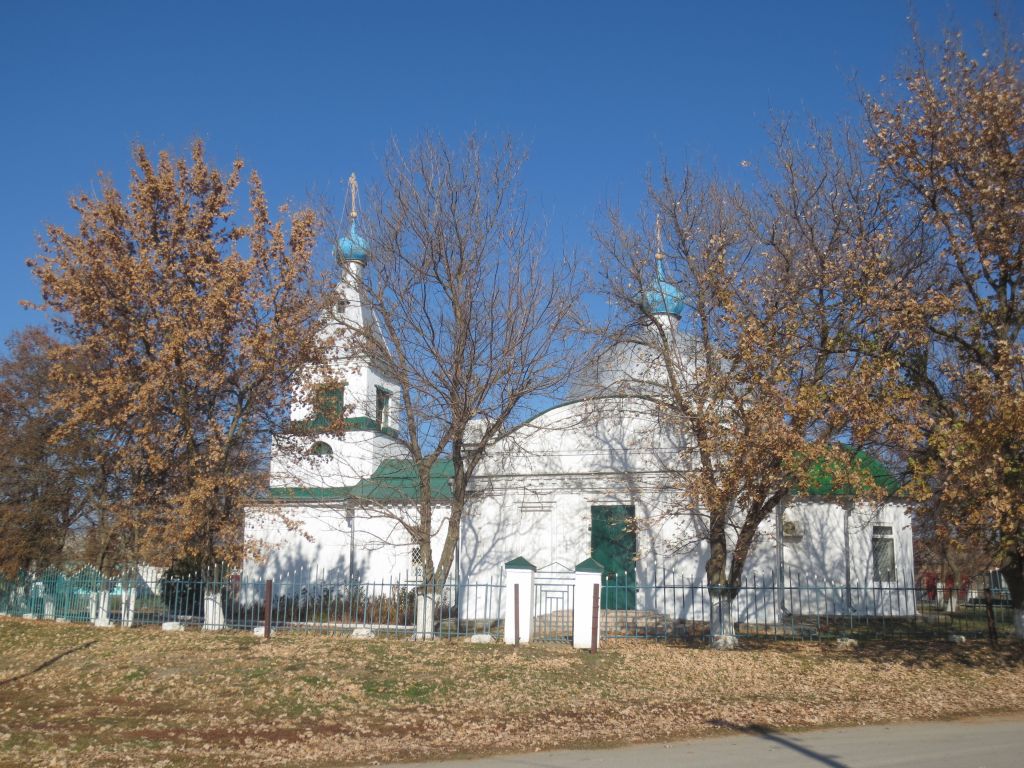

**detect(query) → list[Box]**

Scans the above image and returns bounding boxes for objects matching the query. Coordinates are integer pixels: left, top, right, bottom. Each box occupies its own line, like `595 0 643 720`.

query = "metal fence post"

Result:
590 583 599 653
514 584 520 647
263 579 272 639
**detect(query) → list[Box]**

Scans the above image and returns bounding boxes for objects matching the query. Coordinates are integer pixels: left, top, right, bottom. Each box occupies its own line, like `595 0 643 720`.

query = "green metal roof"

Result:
270 458 455 503
804 449 900 497
504 556 537 571
574 557 604 573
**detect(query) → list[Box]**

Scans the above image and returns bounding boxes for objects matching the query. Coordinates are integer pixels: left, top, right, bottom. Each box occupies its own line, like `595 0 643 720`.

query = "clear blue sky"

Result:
0 1 1011 341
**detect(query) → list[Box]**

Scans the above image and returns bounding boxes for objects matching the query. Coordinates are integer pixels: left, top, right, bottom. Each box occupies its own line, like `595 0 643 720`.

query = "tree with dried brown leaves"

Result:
595 126 920 646
866 28 1024 634
28 140 329 570
0 328 99 576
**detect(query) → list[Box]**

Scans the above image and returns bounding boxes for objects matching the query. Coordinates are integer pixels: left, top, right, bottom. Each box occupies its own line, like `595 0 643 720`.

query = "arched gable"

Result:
476 396 688 479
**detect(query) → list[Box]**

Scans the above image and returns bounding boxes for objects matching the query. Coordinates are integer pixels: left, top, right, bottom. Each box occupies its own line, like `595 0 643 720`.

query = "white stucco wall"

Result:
244 502 453 586
248 392 916 621
270 430 406 490
461 397 916 619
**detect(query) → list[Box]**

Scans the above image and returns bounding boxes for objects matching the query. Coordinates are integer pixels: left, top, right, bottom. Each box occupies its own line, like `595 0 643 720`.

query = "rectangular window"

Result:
375 387 391 429
872 525 896 582
299 386 344 431
410 545 423 581
317 387 344 419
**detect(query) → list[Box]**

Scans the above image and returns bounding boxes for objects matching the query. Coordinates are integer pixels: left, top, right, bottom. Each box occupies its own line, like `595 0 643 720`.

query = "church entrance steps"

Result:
532 609 574 642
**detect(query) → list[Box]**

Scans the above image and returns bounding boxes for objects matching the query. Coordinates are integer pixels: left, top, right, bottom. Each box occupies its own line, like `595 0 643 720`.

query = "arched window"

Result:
309 441 333 457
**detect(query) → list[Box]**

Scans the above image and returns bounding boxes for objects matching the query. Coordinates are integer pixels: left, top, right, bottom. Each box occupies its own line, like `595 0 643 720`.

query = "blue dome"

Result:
337 220 368 263
643 259 684 318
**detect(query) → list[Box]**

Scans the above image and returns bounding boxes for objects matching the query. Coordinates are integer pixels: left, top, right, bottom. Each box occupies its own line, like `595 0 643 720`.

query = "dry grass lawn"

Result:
1 617 1022 767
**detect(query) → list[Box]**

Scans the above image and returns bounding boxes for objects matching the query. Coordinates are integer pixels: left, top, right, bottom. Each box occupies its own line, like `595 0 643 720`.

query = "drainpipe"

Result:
843 502 852 612
776 500 786 614
348 508 357 583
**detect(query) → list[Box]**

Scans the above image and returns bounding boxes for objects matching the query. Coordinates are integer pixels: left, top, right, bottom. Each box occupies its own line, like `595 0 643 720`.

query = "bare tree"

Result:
331 134 581 585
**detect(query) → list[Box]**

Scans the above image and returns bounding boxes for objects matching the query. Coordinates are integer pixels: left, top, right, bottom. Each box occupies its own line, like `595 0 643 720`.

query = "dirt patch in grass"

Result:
0 617 1022 767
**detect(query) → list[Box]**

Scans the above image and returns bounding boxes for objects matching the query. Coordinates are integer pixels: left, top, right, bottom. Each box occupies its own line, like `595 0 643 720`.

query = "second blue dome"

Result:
337 221 368 263
643 261 684 317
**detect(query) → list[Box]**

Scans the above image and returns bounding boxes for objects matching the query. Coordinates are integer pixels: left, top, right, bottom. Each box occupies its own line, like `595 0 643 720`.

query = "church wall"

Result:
270 426 406 493
244 503 450 589
244 505 351 584
254 386 917 622
461 488 916 621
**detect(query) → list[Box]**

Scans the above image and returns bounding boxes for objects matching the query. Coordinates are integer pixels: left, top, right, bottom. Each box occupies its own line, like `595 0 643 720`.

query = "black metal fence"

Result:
598 569 1017 641
1 565 1015 644
0 566 505 640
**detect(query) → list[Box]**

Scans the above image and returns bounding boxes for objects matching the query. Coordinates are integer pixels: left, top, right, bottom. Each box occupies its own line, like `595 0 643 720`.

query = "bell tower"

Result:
270 173 404 492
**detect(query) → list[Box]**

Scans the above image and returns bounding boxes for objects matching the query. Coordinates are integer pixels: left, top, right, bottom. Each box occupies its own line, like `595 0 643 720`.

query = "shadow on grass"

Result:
611 635 1024 670
708 719 849 767
0 640 98 687
810 638 1024 670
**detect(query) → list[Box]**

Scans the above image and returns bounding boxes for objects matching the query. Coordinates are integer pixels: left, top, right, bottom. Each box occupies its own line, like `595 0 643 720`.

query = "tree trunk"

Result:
705 520 738 649
433 441 465 585
415 485 434 585
1000 552 1024 640
703 494 781 649
709 586 738 649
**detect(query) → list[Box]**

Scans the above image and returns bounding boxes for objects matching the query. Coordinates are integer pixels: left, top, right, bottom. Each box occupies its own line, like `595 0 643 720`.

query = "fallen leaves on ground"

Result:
0 618 1022 767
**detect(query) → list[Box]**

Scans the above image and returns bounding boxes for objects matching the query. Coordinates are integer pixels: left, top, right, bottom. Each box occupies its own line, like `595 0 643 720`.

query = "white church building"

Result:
245 186 916 629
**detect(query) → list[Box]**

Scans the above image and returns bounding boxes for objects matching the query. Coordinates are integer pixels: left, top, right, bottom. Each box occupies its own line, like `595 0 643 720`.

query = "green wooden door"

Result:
590 505 636 609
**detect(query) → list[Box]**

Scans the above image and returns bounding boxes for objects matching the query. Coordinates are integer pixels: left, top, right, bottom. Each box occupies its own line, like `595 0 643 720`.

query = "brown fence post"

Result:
514 583 520 646
263 579 273 639
984 588 998 648
590 583 599 654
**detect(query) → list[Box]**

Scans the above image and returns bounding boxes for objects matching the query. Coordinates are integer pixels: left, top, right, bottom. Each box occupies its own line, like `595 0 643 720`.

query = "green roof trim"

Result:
291 415 397 437
504 556 537 571
803 449 900 497
575 557 604 573
270 459 454 503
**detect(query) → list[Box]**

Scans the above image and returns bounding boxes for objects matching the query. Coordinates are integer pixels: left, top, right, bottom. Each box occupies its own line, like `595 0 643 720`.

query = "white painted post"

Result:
414 590 436 640
43 598 56 621
573 558 603 650
93 590 112 627
121 586 137 628
202 589 225 631
503 557 536 645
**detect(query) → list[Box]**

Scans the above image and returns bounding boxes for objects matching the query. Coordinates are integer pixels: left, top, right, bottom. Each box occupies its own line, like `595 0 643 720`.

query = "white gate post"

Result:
573 558 604 650
503 557 536 645
203 588 225 631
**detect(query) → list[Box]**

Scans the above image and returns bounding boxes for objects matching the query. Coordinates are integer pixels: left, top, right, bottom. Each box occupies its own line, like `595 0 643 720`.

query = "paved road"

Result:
394 714 1024 768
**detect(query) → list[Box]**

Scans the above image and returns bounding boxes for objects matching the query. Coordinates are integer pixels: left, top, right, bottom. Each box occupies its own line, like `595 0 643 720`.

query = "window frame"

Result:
871 525 896 584
309 440 334 457
375 386 391 429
